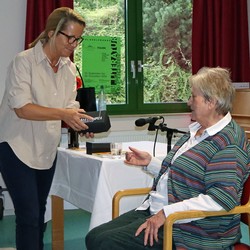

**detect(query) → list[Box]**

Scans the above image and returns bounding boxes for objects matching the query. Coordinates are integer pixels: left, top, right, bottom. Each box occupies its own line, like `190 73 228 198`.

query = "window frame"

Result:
74 0 191 116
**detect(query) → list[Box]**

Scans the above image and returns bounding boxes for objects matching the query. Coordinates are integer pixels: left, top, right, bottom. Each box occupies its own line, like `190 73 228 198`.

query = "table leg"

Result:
52 195 64 250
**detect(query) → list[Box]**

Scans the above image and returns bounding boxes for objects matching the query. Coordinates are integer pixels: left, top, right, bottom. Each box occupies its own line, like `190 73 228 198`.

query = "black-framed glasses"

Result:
58 31 84 45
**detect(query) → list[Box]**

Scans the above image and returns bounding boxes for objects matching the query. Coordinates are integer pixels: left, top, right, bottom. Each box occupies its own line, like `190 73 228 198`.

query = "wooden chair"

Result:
112 176 250 249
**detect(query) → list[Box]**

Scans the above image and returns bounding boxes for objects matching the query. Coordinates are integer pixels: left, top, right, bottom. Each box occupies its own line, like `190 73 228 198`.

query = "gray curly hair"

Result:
189 67 235 115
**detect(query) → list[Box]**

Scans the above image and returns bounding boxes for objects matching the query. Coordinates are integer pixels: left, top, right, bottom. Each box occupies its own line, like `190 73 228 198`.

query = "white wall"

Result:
0 0 27 102
0 0 27 215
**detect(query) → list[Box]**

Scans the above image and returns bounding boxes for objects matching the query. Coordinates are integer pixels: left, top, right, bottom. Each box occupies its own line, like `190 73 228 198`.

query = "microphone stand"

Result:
149 123 186 153
160 124 186 153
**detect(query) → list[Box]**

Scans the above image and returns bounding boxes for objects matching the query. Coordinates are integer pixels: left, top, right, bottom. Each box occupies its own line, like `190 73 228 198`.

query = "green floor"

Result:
0 210 249 249
0 209 91 250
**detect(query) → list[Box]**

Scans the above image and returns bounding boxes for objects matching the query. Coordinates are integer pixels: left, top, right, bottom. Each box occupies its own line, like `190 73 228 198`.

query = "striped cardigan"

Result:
158 120 250 249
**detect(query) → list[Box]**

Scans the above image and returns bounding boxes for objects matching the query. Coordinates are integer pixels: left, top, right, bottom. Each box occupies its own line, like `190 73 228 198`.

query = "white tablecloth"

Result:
49 141 168 230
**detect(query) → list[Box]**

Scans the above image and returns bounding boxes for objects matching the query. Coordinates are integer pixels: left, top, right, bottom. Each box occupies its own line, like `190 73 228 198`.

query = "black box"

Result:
81 110 111 134
86 142 111 155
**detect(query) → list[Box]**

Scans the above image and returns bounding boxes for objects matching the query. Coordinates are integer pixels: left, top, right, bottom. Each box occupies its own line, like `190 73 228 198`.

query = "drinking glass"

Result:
110 142 122 158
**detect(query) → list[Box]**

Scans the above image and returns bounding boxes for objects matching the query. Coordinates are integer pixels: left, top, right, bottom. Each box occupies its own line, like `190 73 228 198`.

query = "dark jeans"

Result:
85 209 164 250
0 142 56 250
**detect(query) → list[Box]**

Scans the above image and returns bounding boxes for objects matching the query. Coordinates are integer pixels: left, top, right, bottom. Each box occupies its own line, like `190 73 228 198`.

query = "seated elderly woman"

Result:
85 67 250 250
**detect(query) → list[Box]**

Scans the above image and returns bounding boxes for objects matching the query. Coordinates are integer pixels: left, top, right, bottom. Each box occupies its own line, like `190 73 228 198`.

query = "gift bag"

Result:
76 65 97 112
76 87 97 112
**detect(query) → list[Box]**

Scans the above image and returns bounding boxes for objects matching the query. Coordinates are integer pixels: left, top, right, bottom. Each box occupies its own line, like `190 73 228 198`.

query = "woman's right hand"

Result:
62 108 93 132
124 147 152 167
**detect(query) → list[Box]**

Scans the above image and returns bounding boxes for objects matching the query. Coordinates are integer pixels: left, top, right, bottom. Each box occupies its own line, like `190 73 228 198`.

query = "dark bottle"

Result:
68 128 79 148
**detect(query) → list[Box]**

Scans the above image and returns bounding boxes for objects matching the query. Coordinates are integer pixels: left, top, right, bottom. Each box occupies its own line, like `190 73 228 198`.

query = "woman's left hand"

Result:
135 209 166 247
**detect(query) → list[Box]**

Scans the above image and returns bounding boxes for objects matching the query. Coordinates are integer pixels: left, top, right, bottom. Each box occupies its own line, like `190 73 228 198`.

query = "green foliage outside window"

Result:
74 0 125 104
74 0 192 106
143 0 192 103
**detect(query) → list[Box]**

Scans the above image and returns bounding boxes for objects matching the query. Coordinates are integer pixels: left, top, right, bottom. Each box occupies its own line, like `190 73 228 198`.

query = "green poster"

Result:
82 36 121 93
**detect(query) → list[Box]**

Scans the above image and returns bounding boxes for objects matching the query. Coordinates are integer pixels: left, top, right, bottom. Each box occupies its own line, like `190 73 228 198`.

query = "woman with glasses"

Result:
0 7 92 250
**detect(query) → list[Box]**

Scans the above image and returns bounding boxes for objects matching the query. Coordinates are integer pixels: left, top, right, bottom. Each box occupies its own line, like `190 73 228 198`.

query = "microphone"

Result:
135 116 163 127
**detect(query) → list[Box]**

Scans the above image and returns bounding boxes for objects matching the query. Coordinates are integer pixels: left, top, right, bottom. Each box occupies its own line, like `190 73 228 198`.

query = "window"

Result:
74 0 192 115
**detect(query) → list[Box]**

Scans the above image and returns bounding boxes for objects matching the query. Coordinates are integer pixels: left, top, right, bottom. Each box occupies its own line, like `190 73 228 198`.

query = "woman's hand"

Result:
14 104 95 138
14 104 93 134
79 132 94 139
124 147 152 167
135 209 166 247
63 109 93 132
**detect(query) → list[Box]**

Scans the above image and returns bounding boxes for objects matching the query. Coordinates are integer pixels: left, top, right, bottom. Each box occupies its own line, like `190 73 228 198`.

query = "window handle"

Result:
138 60 143 72
138 60 153 72
131 60 136 79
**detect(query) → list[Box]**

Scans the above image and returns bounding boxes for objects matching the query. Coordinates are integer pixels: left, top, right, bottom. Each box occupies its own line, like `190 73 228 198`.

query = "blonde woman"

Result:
0 7 93 250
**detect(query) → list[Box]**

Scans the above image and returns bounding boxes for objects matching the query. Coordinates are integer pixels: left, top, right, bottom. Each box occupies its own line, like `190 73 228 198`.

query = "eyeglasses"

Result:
58 31 84 45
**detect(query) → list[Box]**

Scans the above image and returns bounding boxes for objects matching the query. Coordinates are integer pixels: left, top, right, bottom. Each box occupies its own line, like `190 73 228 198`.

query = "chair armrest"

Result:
112 187 151 219
112 188 250 250
163 202 250 250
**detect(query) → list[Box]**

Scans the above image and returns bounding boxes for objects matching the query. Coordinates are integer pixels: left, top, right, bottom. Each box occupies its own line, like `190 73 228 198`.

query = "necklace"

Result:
45 55 61 67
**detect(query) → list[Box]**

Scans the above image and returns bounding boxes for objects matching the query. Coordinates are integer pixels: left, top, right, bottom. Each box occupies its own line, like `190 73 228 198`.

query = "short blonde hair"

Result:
189 67 235 115
29 7 86 48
